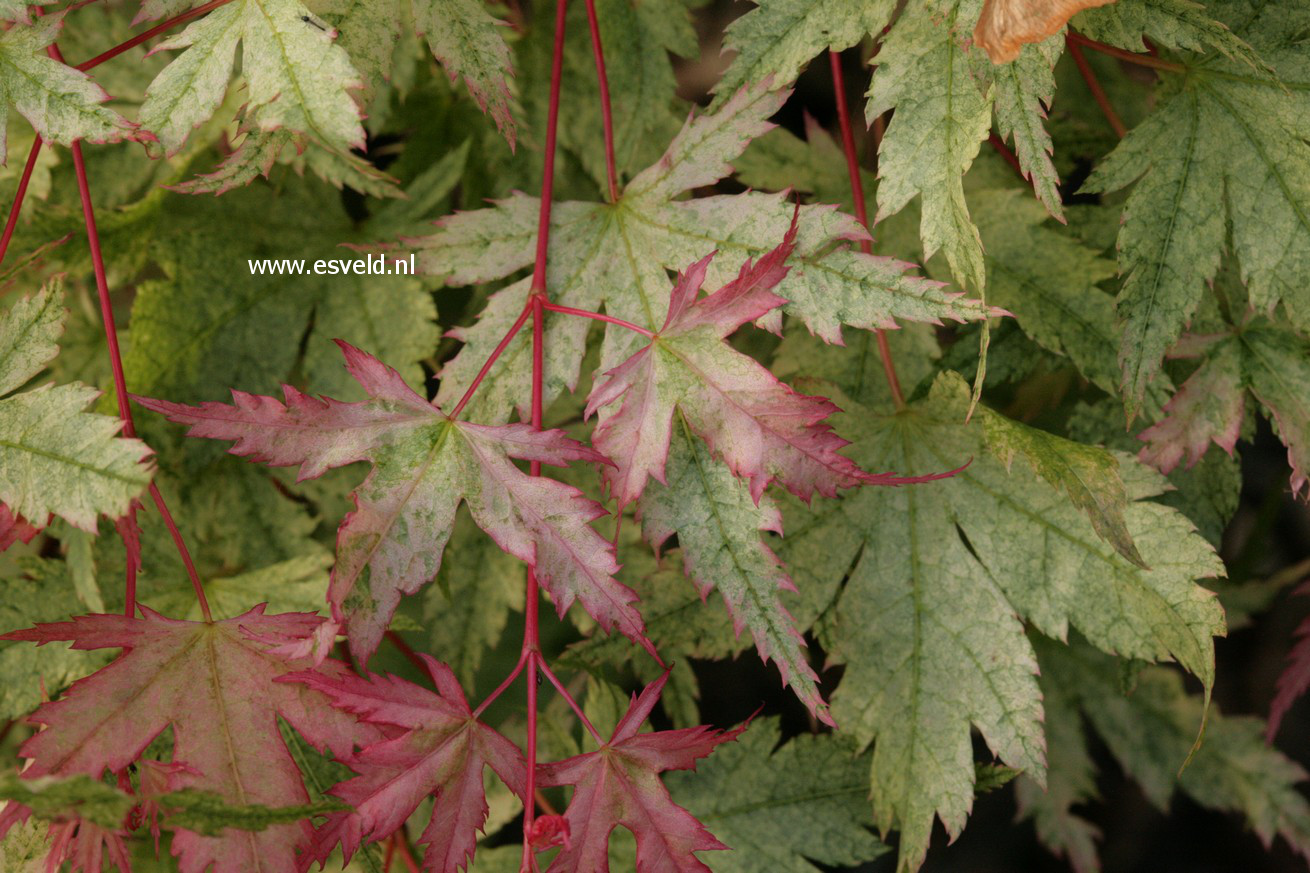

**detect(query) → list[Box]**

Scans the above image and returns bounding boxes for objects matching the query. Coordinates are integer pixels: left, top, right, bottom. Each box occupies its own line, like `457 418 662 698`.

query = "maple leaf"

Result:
138 0 366 157
780 371 1224 872
134 341 651 663
0 605 382 873
286 654 526 873
1034 635 1310 866
0 504 43 552
312 0 515 143
1269 580 1310 742
0 281 151 532
709 0 895 109
0 13 135 164
1074 0 1262 64
420 80 992 426
534 672 744 873
586 225 927 507
665 716 888 873
1081 7 1310 416
1138 321 1310 498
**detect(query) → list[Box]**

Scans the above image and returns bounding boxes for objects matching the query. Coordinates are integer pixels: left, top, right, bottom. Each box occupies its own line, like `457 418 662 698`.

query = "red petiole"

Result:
1066 36 1128 138
828 51 906 409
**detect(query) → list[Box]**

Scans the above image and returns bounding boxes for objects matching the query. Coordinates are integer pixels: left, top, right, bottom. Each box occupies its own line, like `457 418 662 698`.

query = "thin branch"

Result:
1066 36 1128 139
537 658 604 744
385 630 429 675
542 301 654 337
828 50 905 409
449 302 533 419
520 2 569 868
1067 30 1186 74
74 0 235 72
0 138 43 269
67 136 211 622
582 0 619 202
987 132 1027 177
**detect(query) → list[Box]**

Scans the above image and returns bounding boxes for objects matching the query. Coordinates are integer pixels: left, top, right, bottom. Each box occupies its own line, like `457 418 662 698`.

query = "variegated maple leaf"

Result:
535 672 745 873
584 227 957 726
0 606 380 873
287 654 525 873
135 341 651 663
586 225 942 508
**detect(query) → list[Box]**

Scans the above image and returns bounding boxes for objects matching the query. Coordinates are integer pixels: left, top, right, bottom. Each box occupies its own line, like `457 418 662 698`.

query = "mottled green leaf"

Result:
667 717 888 872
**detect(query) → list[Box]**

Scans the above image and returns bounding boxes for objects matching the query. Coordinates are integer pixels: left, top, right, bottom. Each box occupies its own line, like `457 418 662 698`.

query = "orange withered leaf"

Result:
974 0 1117 63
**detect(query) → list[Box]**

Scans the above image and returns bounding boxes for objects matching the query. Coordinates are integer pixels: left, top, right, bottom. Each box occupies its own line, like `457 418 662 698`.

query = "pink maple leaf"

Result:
0 606 382 873
134 341 653 663
586 223 941 507
534 672 746 872
286 654 525 873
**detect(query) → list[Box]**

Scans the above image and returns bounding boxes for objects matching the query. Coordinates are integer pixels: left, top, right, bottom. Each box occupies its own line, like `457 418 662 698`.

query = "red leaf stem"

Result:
582 0 619 203
987 131 1026 176
0 137 43 270
828 51 905 409
449 301 533 418
1066 36 1127 139
73 0 236 72
541 301 655 337
1066 30 1185 73
537 657 604 744
68 138 211 621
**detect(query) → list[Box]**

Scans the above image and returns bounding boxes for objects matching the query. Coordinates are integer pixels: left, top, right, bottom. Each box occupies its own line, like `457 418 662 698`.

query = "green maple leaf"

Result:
0 13 135 164
139 0 365 156
0 281 151 532
419 80 992 426
311 0 515 142
1074 0 1262 64
1081 8 1310 416
780 371 1224 871
868 0 992 294
709 0 896 109
1031 636 1310 867
666 716 889 873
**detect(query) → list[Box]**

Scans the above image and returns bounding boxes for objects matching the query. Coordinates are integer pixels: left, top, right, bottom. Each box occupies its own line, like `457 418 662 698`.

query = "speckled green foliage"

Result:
0 13 134 162
1034 637 1310 866
0 284 151 531
639 423 826 720
867 0 991 294
781 372 1224 872
139 0 366 156
710 0 896 109
1083 5 1310 416
666 717 888 872
420 81 992 424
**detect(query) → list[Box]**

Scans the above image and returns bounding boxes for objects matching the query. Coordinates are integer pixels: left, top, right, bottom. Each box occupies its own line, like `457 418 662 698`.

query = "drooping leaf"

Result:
135 341 650 663
867 0 992 294
420 81 994 425
0 606 382 873
980 405 1145 566
287 655 525 873
0 276 63 396
1037 635 1310 865
534 672 744 873
1267 579 1310 742
638 423 828 724
665 716 888 873
780 371 1224 871
0 13 135 163
1081 9 1310 416
1138 334 1244 474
